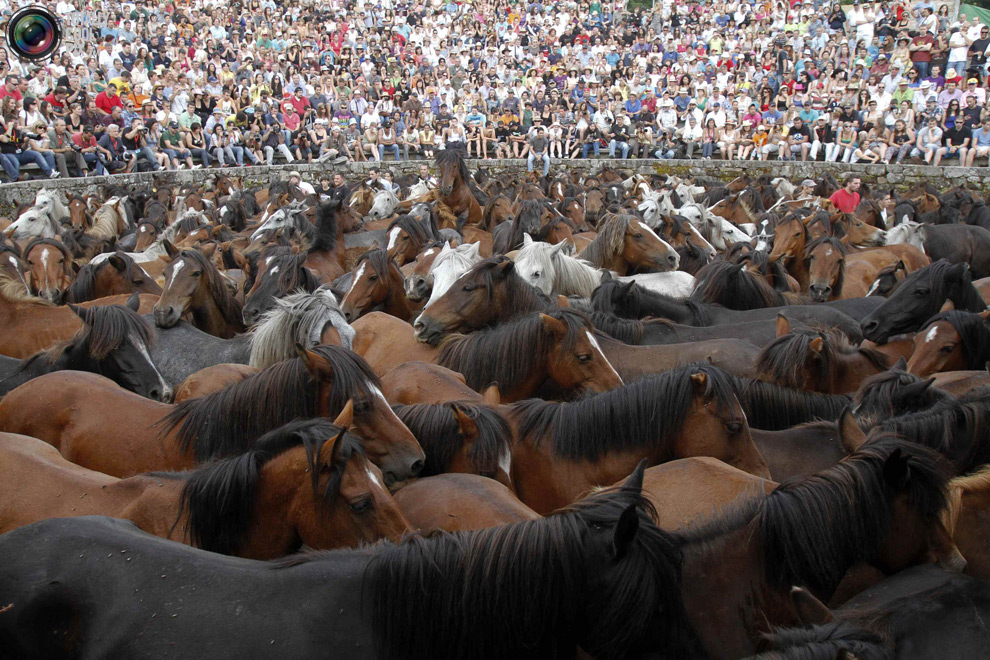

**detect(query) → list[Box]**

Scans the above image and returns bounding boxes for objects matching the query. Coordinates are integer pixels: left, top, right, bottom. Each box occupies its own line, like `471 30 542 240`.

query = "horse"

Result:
394 401 514 488
907 310 990 377
385 214 440 266
861 260 987 345
242 252 320 326
249 287 354 368
691 260 805 311
805 236 847 302
393 474 538 532
0 422 410 557
505 363 768 514
675 436 959 659
155 249 245 339
577 214 679 275
417 241 484 307
436 149 483 225
757 318 891 394
0 345 425 484
340 248 416 322
436 309 623 402
21 237 75 303
0 293 170 401
866 259 909 297
174 363 259 401
65 252 162 303
380 362 489 405
3 204 61 240
0 465 704 660
303 200 346 284
403 241 447 302
367 188 401 222
514 235 605 298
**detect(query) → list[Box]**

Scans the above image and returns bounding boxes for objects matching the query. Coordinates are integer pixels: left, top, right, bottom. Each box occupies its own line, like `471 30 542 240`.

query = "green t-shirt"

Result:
160 129 183 149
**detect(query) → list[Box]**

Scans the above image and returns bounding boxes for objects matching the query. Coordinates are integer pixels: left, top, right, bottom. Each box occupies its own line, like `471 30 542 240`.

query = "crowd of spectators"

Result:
0 0 988 180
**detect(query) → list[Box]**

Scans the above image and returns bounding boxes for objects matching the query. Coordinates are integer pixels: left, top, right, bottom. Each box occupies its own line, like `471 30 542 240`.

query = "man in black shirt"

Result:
963 95 983 129
494 120 511 158
608 118 630 159
936 124 970 167
786 117 812 161
527 126 550 176
122 118 162 171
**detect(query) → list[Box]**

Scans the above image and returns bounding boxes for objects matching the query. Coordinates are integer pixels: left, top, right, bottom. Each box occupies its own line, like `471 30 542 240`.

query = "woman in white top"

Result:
18 98 45 130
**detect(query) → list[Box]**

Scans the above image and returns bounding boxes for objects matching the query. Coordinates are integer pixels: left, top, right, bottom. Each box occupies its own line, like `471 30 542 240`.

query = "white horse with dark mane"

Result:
249 287 354 369
884 220 927 254
425 242 484 306
677 202 752 250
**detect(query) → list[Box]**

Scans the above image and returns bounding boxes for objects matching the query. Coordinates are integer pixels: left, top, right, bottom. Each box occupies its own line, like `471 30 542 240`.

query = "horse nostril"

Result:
667 254 679 264
344 311 353 322
148 387 161 401
413 321 425 332
409 459 424 477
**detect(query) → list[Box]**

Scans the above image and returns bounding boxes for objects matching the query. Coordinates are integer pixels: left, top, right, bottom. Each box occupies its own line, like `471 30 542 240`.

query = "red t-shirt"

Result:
829 188 861 213
95 90 124 114
0 87 22 102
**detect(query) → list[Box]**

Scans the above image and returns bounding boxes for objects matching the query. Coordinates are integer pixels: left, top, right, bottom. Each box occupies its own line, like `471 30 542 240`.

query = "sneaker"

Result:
49 171 60 179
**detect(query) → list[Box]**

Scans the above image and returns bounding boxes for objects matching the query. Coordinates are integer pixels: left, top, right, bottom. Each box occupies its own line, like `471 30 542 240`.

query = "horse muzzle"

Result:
412 317 443 346
808 284 832 303
440 185 453 196
153 305 183 328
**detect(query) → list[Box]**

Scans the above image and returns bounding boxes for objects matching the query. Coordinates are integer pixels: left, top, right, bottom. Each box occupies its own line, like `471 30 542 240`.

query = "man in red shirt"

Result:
94 83 124 116
829 176 861 213
0 75 22 103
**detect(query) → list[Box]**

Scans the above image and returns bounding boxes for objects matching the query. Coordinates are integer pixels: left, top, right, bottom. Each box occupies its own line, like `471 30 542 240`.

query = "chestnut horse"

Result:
505 363 769 514
380 362 483 405
393 473 539 532
173 363 260 401
0 423 410 558
577 214 679 275
436 149 482 225
0 345 425 484
64 252 162 303
340 248 416 322
907 310 990 377
155 249 245 339
22 237 75 303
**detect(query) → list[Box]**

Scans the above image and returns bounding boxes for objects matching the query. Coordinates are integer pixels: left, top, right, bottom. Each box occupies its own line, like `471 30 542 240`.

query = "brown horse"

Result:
436 150 482 225
22 237 75 303
403 242 445 303
595 333 764 381
173 363 260 401
0 346 424 483
351 312 441 375
769 215 812 289
676 437 960 659
480 194 514 231
944 467 990 579
340 248 417 322
155 249 245 338
0 424 410 558
64 252 162 303
393 474 539 532
577 214 679 275
385 215 439 267
757 317 890 393
0 270 157 357
67 195 92 230
505 364 768 514
907 311 990 377
380 362 483 405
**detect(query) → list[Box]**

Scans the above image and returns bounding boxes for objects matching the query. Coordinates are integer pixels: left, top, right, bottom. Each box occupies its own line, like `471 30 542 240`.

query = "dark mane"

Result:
393 402 511 476
387 214 438 246
757 326 889 391
883 260 986 323
877 390 990 474
923 310 990 369
730 376 851 430
309 201 339 253
163 419 361 555
65 252 140 303
469 256 552 320
436 149 472 184
368 480 702 660
751 621 888 660
588 312 647 344
159 345 381 461
692 260 792 310
679 436 949 595
511 363 738 461
355 248 401 286
266 252 321 294
437 309 589 392
592 277 709 324
178 249 244 325
852 366 952 430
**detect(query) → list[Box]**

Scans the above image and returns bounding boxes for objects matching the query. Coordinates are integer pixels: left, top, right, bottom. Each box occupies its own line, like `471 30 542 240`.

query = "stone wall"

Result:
0 158 971 216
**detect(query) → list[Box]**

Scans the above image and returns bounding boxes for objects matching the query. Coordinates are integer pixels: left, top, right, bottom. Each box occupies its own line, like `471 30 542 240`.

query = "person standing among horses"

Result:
829 175 861 213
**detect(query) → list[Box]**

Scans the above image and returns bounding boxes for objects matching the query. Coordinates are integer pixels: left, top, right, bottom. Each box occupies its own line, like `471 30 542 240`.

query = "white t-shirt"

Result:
950 32 970 62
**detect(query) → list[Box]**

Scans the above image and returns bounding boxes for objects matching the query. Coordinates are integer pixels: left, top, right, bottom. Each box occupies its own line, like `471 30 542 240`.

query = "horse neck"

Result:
191 281 244 339
554 254 602 298
383 268 414 321
111 475 188 540
829 351 887 395
641 291 698 325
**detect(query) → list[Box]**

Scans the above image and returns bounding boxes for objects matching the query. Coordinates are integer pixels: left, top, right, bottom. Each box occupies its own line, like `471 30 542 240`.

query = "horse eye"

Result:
634 233 643 239
192 271 202 277
532 271 541 278
940 345 956 354
349 497 373 513
914 288 930 297
368 274 378 282
724 422 743 435
577 354 592 363
462 284 475 292
353 398 372 413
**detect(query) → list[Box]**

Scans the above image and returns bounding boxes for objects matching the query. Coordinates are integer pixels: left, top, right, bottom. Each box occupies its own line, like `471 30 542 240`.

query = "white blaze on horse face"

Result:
269 265 280 276
866 277 882 297
386 226 401 251
925 325 939 344
498 444 512 480
40 248 51 292
423 248 436 258
131 336 172 402
348 263 367 297
366 465 385 490
825 249 833 258
167 259 185 289
585 330 620 382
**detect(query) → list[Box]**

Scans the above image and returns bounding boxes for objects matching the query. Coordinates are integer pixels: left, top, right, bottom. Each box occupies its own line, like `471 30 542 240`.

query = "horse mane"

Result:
388 214 437 246
356 247 401 283
308 202 338 253
852 366 952 430
249 288 354 369
436 149 472 186
751 621 887 660
437 309 590 392
89 199 122 240
578 215 630 268
592 276 709 324
176 249 245 325
587 312 647 344
164 419 360 556
0 268 52 304
65 252 140 304
877 390 990 474
394 402 511 477
679 435 949 595
22 237 74 271
265 252 321 296
692 261 784 310
730 376 851 431
925 311 990 369
469 256 552 319
160 345 381 461
511 363 739 461
757 326 889 391
899 260 986 314
368 481 701 660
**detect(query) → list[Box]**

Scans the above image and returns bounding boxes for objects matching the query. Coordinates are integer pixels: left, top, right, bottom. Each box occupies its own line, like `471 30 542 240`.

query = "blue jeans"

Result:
608 139 630 158
163 147 191 164
14 149 54 176
0 153 17 179
582 141 600 158
128 147 161 170
82 152 107 175
914 61 930 78
189 148 211 166
528 150 550 175
379 143 400 160
654 148 675 159
948 60 967 78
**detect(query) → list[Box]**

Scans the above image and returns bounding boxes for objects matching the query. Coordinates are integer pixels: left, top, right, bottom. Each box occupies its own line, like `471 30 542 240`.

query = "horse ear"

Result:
790 586 835 626
481 384 501 406
556 295 570 308
199 242 218 258
125 291 140 312
549 240 569 257
946 261 970 283
451 405 479 442
808 336 824 354
67 302 92 324
892 356 907 371
601 270 613 282
690 371 708 391
883 447 912 491
838 408 867 453
620 280 635 297
107 253 128 273
163 239 179 260
895 260 906 273
540 313 568 338
612 502 640 561
295 343 332 377
318 426 348 472
522 233 534 245
775 314 791 337
493 258 515 279
332 399 354 430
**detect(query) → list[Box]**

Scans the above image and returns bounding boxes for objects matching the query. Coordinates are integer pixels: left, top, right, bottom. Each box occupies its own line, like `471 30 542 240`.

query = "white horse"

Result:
249 203 311 242
636 196 717 261
249 287 355 369
34 190 69 225
367 188 400 221
405 181 432 201
91 210 211 267
885 220 927 254
515 235 606 298
678 202 752 250
425 241 484 306
615 272 697 298
3 205 61 240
